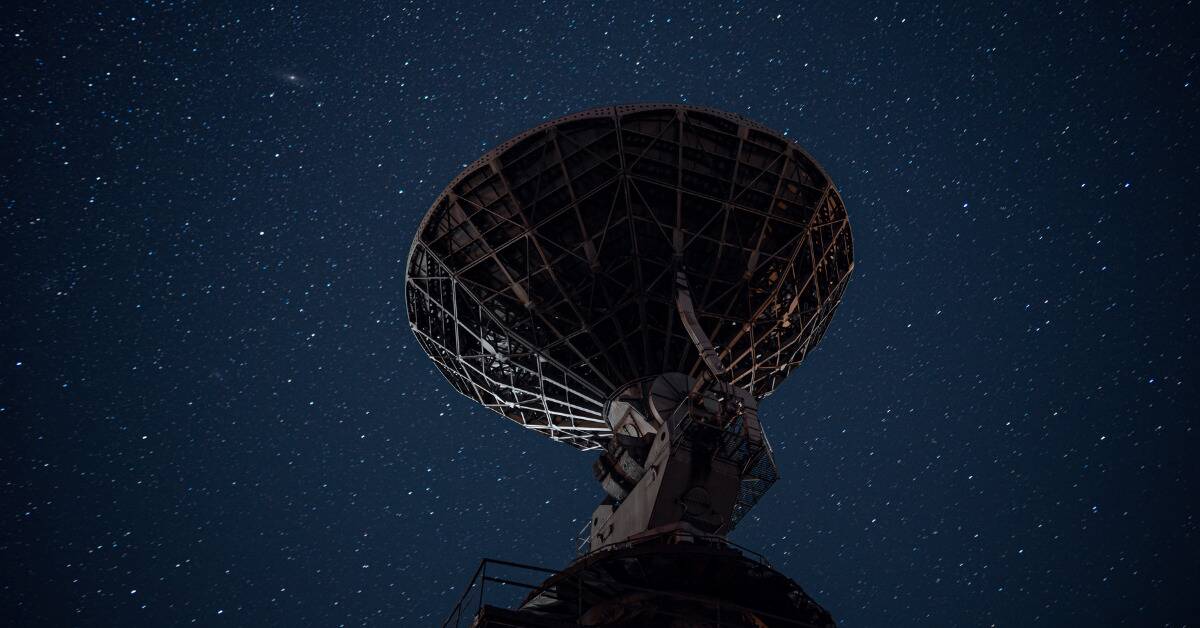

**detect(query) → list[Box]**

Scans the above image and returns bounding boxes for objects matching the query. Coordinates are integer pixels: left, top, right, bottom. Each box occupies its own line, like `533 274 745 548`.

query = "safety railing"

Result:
442 542 819 628
441 558 560 628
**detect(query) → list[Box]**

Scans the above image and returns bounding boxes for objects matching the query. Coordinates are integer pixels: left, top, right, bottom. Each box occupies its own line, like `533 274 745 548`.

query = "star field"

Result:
2 1 1197 626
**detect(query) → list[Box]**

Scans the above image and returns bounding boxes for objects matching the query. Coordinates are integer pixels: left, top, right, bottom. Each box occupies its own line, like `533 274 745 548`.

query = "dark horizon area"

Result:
2 1 1197 625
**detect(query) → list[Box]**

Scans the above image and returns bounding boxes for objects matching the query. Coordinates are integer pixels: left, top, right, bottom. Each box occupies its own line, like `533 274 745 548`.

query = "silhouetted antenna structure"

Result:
407 104 852 449
407 104 854 627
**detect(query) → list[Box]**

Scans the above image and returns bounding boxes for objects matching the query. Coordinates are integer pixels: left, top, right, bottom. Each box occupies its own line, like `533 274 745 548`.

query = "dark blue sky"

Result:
3 1 1197 625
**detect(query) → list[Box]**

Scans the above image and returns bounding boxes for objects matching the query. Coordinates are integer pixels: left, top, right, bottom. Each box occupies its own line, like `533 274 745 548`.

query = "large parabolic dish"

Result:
406 104 854 450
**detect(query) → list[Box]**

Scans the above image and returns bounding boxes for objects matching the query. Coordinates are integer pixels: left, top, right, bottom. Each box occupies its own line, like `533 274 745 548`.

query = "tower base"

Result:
446 528 834 627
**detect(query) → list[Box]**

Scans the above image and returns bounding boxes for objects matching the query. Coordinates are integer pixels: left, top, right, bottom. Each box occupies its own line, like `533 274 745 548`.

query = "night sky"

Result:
3 1 1198 626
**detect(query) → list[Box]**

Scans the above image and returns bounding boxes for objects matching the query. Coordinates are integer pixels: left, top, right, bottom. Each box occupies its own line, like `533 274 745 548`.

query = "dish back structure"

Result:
406 104 854 451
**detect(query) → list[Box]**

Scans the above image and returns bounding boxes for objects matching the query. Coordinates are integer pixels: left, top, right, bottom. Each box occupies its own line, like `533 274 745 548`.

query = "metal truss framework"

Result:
406 104 854 450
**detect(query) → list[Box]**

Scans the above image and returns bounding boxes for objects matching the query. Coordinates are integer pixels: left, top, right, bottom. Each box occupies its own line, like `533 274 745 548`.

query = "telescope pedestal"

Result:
466 528 834 628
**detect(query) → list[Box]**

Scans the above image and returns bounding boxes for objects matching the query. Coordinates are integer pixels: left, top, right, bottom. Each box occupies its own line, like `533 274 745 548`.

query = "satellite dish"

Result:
406 104 854 450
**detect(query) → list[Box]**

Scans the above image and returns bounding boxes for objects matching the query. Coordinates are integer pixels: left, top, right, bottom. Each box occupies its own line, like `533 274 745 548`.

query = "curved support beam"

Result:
675 271 726 378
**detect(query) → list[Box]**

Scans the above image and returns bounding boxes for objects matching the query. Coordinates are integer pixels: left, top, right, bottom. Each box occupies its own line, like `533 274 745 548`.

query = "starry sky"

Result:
3 1 1197 626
